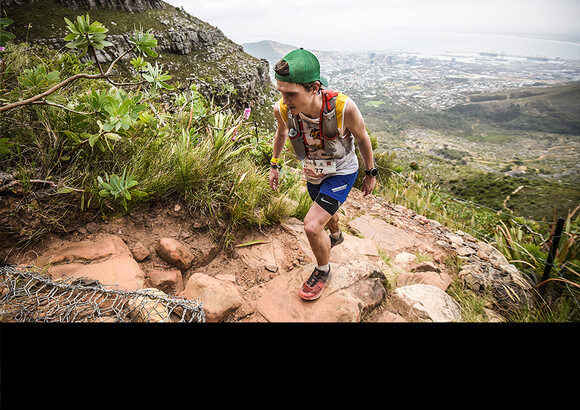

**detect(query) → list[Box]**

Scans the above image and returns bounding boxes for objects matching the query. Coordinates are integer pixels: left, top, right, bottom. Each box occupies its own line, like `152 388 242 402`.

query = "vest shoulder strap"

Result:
320 90 339 140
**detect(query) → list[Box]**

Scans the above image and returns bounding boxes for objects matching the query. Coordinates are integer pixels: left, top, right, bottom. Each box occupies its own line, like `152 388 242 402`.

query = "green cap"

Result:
275 48 328 87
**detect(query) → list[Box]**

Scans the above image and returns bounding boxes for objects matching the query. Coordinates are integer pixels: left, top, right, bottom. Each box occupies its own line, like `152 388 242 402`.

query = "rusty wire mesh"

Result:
0 265 205 323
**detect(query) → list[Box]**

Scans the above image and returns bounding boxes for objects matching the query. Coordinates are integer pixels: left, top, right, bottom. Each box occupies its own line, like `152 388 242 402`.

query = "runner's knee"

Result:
303 220 318 238
304 214 325 237
304 202 334 237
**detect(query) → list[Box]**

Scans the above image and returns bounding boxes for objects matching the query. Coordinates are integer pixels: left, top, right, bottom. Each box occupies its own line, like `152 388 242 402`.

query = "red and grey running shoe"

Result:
299 266 330 301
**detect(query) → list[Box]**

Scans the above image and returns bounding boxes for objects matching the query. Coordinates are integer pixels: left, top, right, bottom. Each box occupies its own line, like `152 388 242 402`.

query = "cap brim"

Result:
320 76 329 87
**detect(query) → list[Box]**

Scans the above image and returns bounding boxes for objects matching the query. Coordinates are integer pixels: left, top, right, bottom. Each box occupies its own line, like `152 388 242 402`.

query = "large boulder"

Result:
255 259 386 322
37 233 130 265
37 233 145 291
348 214 426 256
390 284 462 322
48 255 145 292
179 273 242 322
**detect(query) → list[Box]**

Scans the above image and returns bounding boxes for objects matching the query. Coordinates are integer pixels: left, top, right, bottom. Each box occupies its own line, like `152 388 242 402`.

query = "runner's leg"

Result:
325 213 340 236
304 172 357 265
303 202 333 267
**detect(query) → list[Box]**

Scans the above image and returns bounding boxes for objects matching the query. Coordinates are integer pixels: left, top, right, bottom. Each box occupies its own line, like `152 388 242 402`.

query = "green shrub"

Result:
0 14 295 247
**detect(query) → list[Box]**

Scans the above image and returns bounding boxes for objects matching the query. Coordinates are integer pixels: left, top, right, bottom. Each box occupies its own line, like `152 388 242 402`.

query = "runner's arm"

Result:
272 104 288 160
344 99 376 196
269 104 289 190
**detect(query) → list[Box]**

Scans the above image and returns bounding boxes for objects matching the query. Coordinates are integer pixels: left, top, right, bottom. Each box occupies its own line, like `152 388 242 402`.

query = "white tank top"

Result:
297 114 358 184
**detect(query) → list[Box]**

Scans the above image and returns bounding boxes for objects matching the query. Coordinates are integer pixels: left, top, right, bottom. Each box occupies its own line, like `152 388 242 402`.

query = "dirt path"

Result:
3 187 527 322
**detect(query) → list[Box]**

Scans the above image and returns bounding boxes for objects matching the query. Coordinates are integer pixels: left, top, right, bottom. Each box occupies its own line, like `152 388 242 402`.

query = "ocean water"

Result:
340 31 580 60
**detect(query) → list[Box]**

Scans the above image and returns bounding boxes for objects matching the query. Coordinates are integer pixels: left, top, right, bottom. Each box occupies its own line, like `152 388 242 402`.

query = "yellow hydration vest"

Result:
278 90 354 161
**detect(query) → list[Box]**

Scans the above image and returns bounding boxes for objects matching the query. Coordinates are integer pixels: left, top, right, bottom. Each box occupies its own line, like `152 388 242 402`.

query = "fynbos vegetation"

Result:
0 15 296 248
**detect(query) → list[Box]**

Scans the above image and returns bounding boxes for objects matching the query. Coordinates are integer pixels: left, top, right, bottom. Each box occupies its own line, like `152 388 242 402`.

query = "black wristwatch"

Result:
365 167 378 177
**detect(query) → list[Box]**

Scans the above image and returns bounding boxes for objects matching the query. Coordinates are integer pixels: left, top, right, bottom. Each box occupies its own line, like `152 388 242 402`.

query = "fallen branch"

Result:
0 179 84 193
31 100 97 116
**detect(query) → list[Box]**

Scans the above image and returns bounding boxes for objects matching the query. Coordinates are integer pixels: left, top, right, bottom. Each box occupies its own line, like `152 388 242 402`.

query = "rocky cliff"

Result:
1 0 275 114
2 0 165 12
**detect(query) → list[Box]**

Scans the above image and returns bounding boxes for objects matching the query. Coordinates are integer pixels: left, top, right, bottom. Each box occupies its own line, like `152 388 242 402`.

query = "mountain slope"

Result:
242 40 297 62
449 82 580 135
1 0 276 114
4 186 532 322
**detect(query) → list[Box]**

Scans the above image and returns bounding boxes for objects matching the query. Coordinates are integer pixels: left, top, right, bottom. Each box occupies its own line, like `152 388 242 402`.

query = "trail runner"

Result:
269 48 378 301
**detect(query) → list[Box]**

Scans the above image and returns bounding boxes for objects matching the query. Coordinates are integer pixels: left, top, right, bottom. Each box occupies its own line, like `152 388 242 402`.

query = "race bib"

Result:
302 158 336 179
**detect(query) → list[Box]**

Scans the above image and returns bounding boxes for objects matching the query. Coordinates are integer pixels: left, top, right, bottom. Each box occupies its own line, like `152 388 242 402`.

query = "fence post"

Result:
541 217 565 287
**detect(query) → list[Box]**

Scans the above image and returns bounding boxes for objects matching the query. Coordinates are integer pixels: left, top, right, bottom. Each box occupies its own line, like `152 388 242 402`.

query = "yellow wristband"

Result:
270 157 279 164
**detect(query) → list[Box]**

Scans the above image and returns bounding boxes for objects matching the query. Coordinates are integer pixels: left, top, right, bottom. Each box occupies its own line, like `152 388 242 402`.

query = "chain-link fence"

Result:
0 265 205 323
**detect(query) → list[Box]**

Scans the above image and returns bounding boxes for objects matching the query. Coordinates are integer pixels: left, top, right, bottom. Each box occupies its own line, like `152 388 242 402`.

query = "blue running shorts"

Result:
306 171 358 215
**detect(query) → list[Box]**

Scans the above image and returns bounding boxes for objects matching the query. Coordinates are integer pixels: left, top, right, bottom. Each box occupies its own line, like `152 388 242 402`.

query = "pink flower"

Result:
243 107 251 119
0 47 5 52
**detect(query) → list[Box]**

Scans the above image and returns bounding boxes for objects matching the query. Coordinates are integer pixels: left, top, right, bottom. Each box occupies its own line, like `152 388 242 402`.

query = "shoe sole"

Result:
299 289 324 301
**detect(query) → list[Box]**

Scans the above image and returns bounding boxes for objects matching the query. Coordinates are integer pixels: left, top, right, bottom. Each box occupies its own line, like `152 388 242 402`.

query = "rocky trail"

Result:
3 188 534 322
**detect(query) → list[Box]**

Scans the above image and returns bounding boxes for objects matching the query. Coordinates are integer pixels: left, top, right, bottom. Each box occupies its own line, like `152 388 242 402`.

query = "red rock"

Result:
179 273 242 322
396 271 451 291
155 238 194 270
347 214 424 256
48 255 145 291
373 310 408 322
146 269 184 294
255 260 385 322
130 241 150 262
37 233 130 265
36 234 145 291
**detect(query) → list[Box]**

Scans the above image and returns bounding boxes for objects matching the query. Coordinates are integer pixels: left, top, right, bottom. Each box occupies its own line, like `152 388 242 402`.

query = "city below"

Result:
317 50 580 111
257 45 580 112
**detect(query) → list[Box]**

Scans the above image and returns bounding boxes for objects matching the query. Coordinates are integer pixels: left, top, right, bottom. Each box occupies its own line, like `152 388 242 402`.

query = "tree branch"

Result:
0 72 106 113
31 100 97 116
0 43 144 113
0 179 84 193
105 44 136 76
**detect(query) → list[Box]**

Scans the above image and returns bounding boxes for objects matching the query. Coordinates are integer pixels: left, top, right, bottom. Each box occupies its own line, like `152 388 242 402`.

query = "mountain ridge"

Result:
242 40 298 61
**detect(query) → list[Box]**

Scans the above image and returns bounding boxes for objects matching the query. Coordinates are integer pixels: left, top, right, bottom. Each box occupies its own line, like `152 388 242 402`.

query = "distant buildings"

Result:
315 50 580 111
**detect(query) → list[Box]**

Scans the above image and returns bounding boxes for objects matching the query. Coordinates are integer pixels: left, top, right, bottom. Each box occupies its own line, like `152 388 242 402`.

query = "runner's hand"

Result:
362 175 376 196
269 168 279 190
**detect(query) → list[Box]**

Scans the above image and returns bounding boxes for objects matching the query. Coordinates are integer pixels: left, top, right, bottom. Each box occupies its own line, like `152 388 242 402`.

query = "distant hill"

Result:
242 40 297 62
360 81 580 221
449 82 580 135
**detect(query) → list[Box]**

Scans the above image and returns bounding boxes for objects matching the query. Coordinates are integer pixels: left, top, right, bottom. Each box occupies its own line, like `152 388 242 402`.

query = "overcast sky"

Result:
165 0 580 53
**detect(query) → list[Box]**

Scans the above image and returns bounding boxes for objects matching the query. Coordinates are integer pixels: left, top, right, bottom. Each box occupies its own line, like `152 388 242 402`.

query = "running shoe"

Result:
299 266 330 301
330 231 344 248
